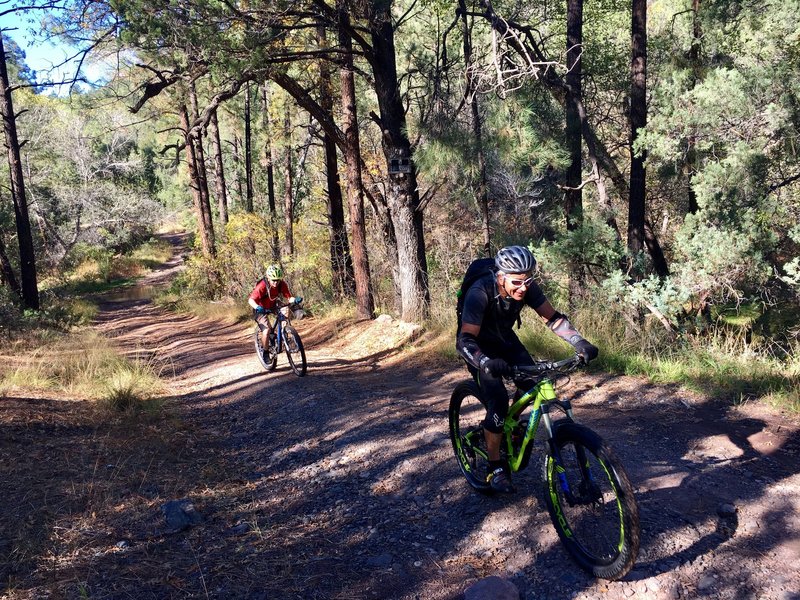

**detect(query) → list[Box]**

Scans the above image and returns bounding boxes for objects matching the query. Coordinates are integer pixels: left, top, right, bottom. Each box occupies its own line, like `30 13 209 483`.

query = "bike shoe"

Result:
486 466 515 494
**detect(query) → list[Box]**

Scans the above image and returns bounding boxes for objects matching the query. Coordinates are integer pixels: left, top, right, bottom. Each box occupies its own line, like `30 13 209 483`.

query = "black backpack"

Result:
455 257 496 330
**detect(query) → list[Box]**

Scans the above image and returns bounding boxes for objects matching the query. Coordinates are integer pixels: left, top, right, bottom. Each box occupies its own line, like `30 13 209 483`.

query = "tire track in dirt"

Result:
6 234 799 600
95 285 800 600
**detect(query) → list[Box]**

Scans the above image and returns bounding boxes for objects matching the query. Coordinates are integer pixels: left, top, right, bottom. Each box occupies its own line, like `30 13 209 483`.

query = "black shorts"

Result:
466 334 534 433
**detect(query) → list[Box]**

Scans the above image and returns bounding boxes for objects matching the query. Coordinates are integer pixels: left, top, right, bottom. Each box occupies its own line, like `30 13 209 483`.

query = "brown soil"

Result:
2 236 800 600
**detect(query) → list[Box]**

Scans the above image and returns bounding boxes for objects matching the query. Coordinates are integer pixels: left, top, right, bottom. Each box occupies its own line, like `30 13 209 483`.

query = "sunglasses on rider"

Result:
507 276 533 288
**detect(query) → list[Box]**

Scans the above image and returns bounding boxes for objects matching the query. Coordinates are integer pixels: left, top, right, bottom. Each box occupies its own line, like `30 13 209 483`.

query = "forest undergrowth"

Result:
1 233 798 413
0 237 175 411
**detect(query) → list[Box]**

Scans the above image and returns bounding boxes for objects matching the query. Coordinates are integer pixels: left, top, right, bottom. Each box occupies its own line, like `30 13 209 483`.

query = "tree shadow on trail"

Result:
7 300 800 599
80 355 798 600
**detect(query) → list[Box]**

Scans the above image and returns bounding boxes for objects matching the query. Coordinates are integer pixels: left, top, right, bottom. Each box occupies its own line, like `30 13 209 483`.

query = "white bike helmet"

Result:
495 245 536 273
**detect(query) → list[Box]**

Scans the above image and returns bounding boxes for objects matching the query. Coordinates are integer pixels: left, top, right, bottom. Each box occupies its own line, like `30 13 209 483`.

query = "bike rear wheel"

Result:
254 326 277 372
543 422 640 580
448 381 491 493
283 324 307 377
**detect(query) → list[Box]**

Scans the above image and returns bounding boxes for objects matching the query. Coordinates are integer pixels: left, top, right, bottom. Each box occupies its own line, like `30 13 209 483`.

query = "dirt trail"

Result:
2 236 800 600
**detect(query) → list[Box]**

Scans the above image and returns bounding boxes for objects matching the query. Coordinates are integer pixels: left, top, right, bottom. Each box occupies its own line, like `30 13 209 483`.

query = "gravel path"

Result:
3 236 800 600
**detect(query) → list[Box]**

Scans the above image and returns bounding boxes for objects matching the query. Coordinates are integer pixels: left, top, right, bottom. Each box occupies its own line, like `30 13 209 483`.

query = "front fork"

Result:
544 401 597 506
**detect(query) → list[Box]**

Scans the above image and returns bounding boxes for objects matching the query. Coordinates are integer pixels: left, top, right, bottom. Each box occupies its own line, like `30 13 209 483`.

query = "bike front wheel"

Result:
254 326 277 372
448 381 491 493
283 324 307 377
543 422 640 580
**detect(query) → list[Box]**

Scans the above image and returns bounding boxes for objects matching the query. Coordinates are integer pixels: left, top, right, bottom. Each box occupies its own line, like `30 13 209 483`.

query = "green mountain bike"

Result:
448 354 640 580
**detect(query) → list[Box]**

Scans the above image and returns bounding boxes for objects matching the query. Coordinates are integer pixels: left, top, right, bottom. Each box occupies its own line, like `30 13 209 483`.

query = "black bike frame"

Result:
261 310 289 351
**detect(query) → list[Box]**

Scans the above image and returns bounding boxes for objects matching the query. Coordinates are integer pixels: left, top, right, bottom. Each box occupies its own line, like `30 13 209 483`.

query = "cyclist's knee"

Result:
483 415 504 433
484 390 509 433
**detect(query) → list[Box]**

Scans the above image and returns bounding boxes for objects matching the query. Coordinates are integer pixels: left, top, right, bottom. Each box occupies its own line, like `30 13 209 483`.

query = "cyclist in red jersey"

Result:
248 264 300 350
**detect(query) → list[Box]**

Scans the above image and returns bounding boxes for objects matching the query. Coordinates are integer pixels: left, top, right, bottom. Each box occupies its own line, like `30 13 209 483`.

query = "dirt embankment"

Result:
2 236 799 600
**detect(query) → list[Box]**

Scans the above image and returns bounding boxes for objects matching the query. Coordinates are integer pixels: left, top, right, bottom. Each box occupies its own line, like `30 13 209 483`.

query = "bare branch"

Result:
769 171 800 193
556 176 598 192
129 65 185 113
395 0 419 30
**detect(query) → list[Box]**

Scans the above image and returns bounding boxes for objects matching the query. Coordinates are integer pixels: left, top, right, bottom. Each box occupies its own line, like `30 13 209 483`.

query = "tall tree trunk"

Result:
338 1 375 319
686 0 701 215
583 124 668 275
628 0 647 260
180 104 216 257
318 23 355 299
459 0 491 256
0 36 39 310
261 85 280 260
323 134 354 296
565 0 584 303
244 82 254 212
209 108 228 225
474 0 667 274
232 134 245 206
0 232 21 297
188 84 216 254
268 69 386 300
283 103 294 256
369 3 429 321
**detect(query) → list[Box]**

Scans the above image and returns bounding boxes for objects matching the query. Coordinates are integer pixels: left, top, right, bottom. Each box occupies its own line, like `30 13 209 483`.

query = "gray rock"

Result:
464 576 520 600
161 499 203 532
717 503 737 517
230 522 251 535
667 582 681 600
697 575 716 591
364 553 393 568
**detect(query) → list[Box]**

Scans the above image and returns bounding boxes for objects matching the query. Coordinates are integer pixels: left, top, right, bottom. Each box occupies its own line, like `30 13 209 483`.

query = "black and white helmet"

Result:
495 245 536 274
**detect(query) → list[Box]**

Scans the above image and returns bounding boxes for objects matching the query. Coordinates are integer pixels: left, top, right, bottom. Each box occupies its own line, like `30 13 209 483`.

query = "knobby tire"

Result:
543 422 640 580
283 324 307 377
449 381 492 493
254 326 277 372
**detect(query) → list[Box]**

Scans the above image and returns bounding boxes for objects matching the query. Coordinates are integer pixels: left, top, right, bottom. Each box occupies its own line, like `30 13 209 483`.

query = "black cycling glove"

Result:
481 357 512 377
573 339 599 363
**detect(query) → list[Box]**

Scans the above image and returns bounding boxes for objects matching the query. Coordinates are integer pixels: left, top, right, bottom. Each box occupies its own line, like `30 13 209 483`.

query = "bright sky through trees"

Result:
1 8 106 93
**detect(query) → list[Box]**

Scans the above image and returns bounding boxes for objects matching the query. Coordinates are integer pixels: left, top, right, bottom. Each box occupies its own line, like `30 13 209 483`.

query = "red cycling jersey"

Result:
249 279 291 310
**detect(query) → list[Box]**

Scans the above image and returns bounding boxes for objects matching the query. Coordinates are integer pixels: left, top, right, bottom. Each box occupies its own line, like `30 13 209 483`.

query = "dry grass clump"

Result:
0 331 167 411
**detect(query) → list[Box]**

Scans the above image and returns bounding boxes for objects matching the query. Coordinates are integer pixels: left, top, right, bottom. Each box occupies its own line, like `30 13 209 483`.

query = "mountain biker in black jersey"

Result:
456 245 599 493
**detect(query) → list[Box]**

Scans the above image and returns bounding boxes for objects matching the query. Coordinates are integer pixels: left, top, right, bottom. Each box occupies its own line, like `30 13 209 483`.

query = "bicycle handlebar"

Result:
511 354 583 378
254 300 303 315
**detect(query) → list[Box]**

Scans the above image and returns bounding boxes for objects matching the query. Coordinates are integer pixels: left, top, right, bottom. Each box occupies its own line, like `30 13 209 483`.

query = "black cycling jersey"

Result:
458 272 546 352
455 272 547 433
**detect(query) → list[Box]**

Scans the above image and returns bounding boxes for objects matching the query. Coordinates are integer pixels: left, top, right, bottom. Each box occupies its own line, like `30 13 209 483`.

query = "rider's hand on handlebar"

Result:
482 357 512 377
574 339 598 363
254 305 267 315
289 296 303 305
